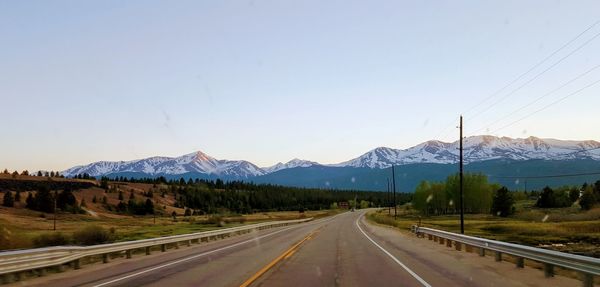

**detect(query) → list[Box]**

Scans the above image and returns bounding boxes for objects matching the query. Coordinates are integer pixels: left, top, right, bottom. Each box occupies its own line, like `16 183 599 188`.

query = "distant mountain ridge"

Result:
338 136 600 168
63 136 600 189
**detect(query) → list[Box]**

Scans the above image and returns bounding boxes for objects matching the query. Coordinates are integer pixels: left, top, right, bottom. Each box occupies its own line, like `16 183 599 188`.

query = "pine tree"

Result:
35 187 55 213
3 191 14 207
57 189 77 210
25 193 35 209
580 185 597 210
491 187 514 217
145 199 154 214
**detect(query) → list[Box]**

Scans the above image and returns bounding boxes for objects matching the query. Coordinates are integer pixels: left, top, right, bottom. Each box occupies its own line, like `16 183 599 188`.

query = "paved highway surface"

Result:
12 210 582 287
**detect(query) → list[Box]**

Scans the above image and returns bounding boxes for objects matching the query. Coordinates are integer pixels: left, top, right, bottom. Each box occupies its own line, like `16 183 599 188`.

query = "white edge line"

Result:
356 212 432 287
93 214 342 287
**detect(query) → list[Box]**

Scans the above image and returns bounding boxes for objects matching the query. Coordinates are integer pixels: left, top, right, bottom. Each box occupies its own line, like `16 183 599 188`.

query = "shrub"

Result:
0 227 30 250
208 215 225 227
33 232 70 247
72 225 112 245
536 186 572 208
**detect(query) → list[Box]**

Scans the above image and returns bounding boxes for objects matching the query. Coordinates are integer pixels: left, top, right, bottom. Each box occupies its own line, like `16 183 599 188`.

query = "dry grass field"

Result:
0 177 340 251
367 201 600 257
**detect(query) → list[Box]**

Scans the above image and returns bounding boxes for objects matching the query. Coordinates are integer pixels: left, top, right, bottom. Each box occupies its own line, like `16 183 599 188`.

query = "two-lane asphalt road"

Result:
14 211 582 287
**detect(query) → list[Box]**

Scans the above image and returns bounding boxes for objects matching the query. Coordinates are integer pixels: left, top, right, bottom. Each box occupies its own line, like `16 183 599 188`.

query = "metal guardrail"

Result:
0 218 312 282
411 225 599 287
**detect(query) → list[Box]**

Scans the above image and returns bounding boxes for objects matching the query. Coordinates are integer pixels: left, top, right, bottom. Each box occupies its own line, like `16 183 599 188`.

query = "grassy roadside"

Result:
366 204 600 258
0 209 341 251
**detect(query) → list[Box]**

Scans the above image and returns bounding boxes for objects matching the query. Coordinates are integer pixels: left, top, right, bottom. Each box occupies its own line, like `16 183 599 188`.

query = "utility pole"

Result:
53 190 57 231
387 178 391 215
459 115 465 234
392 165 397 219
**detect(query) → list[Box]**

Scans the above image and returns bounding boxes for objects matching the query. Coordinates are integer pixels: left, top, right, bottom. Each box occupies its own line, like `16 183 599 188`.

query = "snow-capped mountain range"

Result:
63 136 600 178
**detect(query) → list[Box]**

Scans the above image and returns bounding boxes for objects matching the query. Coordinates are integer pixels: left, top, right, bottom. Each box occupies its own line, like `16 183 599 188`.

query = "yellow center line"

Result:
239 230 317 287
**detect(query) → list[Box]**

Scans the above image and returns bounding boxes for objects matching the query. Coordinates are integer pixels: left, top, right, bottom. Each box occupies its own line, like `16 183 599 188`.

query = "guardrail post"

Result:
494 251 502 262
126 250 132 259
103 253 110 263
37 268 46 277
455 242 462 251
434 236 438 242
428 234 433 240
146 246 151 255
73 259 81 270
187 240 192 246
161 244 167 252
446 239 452 247
174 242 180 249
582 273 593 287
56 264 65 273
479 248 485 257
543 263 554 278
516 257 524 268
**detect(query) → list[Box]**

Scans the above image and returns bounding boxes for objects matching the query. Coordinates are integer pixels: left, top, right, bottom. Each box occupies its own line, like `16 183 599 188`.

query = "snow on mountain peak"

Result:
62 136 600 178
336 135 600 169
263 158 319 173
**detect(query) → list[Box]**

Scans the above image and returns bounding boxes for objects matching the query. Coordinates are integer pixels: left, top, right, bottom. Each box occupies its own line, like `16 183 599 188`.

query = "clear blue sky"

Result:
2 0 600 171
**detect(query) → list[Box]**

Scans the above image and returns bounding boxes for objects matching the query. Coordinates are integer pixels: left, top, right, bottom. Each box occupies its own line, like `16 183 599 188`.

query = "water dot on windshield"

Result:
426 194 433 203
542 214 549 222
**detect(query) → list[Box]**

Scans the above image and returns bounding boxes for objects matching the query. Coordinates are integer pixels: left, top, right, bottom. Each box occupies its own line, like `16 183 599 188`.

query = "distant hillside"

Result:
253 159 600 192
0 174 97 191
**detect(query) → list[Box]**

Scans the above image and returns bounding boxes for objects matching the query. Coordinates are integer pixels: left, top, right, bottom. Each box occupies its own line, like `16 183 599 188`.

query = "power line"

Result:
466 28 600 122
431 116 460 141
462 19 600 118
470 63 600 135
426 20 600 144
491 77 600 133
488 171 600 179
